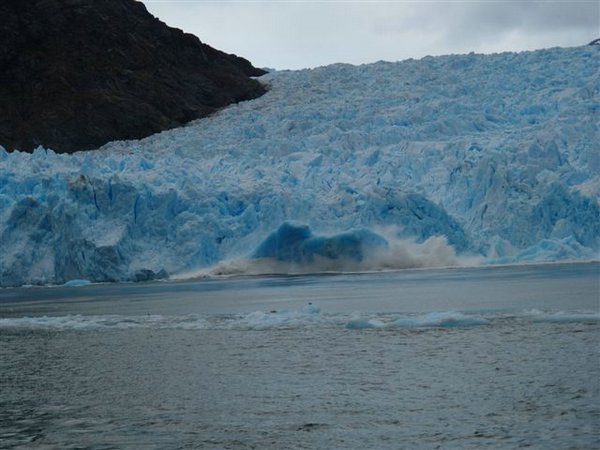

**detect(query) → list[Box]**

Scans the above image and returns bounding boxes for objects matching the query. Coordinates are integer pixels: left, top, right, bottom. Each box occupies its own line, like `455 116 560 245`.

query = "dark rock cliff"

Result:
0 0 267 153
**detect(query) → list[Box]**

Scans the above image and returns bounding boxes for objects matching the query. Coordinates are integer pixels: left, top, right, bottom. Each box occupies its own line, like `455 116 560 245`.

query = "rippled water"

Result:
1 263 599 449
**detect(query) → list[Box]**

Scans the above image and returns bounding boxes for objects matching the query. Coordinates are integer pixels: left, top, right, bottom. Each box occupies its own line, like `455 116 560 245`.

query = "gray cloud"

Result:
141 1 599 69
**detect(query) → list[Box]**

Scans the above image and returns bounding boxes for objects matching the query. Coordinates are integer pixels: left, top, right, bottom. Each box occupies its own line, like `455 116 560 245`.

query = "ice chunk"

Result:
251 222 313 261
252 222 388 263
345 318 385 329
390 311 489 328
302 303 321 315
64 279 92 287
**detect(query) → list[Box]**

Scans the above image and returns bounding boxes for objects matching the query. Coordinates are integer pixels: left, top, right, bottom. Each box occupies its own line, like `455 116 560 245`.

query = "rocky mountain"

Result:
0 0 267 153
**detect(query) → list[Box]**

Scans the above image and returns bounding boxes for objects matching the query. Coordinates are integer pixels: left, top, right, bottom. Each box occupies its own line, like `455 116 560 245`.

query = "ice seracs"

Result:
0 45 598 286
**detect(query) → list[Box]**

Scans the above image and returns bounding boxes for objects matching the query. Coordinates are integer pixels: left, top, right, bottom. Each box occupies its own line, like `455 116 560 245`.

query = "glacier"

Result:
0 45 599 286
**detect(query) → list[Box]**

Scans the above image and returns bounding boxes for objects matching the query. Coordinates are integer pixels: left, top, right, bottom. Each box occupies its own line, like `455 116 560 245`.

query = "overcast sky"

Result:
140 1 599 70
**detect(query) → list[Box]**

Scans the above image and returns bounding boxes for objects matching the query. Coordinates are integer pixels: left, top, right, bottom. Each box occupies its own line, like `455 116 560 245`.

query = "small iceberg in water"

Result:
64 279 92 287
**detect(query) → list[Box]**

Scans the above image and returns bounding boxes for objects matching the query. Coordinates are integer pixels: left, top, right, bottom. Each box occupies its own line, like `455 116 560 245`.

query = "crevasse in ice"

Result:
1 46 598 286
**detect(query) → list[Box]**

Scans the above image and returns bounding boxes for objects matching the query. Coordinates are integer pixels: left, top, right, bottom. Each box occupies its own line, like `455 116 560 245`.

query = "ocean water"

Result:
1 263 599 449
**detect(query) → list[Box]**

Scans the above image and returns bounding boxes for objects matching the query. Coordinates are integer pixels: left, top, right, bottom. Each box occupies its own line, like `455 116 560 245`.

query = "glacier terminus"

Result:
0 45 598 287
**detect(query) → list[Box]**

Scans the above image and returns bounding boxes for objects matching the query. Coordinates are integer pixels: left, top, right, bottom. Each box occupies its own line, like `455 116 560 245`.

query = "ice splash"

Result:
178 223 475 279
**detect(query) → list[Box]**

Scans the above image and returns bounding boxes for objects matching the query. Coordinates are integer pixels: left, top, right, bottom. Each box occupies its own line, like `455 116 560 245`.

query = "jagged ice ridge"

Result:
1 46 598 286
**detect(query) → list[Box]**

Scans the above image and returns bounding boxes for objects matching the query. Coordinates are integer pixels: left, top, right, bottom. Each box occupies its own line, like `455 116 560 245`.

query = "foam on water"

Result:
2 308 597 331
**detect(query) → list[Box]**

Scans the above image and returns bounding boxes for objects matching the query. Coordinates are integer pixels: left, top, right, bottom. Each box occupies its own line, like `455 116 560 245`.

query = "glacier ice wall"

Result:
1 46 598 286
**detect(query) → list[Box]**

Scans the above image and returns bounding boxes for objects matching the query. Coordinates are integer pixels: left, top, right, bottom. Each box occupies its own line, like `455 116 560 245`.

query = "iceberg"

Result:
1 45 598 286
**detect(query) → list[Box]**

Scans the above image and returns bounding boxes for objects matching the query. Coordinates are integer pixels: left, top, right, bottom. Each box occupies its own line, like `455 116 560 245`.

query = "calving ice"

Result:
1 45 598 286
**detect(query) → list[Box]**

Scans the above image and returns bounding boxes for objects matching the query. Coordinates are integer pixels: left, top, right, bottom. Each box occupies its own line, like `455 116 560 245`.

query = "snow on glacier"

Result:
0 45 599 286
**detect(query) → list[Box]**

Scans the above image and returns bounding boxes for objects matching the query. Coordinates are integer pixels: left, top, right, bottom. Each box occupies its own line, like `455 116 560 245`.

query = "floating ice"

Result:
345 311 489 329
1 46 598 286
345 318 386 329
302 303 321 315
1 309 596 331
389 311 490 328
64 279 92 287
229 307 325 330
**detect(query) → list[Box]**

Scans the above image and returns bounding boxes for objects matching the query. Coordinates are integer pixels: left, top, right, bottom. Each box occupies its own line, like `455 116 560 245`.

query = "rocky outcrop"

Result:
0 0 267 153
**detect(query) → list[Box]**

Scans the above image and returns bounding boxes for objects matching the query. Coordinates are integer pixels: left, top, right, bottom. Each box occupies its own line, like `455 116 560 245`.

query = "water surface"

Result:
1 263 599 449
